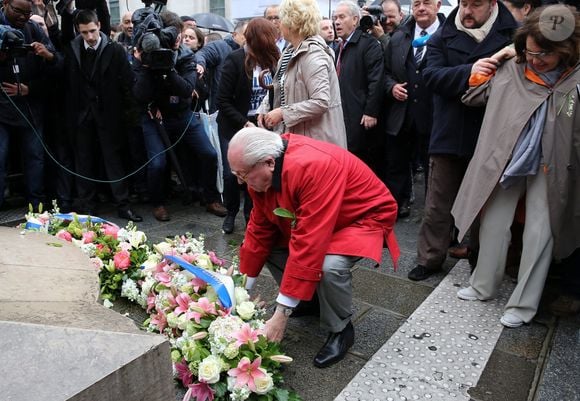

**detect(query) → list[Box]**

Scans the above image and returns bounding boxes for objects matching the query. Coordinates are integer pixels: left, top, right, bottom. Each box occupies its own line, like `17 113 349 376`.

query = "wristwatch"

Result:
276 304 294 317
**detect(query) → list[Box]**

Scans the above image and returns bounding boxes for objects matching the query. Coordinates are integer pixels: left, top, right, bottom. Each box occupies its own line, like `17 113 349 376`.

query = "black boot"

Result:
313 321 354 368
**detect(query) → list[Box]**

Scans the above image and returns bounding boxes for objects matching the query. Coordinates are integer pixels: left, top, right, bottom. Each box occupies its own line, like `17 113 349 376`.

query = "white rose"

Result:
236 301 256 320
129 230 147 248
197 355 222 384
196 254 213 270
253 369 274 394
154 242 173 255
234 287 250 305
116 228 129 242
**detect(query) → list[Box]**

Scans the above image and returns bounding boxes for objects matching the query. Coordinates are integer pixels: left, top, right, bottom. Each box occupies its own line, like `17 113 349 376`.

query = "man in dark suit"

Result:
383 0 445 218
408 0 517 280
63 9 141 221
333 0 384 172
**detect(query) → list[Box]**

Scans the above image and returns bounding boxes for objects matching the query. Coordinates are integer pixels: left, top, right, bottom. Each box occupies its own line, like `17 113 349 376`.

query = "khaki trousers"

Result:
470 171 553 322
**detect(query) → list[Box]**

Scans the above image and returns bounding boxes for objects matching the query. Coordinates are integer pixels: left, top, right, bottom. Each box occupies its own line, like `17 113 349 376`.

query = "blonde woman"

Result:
258 0 347 148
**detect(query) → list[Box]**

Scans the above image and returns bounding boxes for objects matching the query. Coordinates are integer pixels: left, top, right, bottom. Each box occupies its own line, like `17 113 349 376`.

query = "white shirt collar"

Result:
84 36 102 51
414 19 440 39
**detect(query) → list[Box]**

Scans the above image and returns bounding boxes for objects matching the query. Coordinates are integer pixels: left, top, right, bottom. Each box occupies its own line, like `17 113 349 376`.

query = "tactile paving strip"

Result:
336 260 515 401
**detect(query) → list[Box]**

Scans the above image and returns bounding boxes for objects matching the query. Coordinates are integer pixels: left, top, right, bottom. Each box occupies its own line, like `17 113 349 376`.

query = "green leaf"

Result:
273 208 295 219
46 242 63 247
273 388 290 401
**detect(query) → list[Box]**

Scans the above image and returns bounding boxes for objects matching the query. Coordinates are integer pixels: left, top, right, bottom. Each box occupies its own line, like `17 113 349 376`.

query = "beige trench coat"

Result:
262 35 347 148
452 60 580 259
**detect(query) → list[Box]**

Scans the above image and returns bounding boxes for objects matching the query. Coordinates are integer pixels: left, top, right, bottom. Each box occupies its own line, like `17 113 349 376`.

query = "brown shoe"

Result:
153 206 170 222
448 245 469 259
206 202 227 217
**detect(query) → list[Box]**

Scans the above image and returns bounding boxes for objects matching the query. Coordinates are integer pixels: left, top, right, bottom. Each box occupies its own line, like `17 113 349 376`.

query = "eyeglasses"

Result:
8 3 32 17
524 49 552 60
232 160 269 182
231 161 262 182
266 16 280 21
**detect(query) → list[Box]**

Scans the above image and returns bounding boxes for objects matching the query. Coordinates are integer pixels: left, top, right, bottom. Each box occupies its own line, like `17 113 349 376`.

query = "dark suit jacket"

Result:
336 29 384 153
216 48 252 141
384 14 446 137
422 3 517 157
63 32 133 144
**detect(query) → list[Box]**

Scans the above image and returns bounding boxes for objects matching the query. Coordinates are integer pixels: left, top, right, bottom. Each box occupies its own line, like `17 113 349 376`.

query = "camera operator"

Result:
0 0 59 210
363 0 404 50
132 9 226 221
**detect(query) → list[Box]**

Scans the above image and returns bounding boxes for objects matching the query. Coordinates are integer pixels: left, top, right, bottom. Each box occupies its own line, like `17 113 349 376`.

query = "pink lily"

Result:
174 293 193 316
174 359 193 387
208 251 224 266
183 382 214 401
154 271 172 285
150 311 167 332
181 253 195 263
146 294 156 313
233 323 261 348
227 356 265 392
193 297 217 315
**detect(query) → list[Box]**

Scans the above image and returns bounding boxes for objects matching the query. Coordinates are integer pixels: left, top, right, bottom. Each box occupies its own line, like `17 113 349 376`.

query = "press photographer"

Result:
364 0 404 50
0 0 59 210
132 9 226 222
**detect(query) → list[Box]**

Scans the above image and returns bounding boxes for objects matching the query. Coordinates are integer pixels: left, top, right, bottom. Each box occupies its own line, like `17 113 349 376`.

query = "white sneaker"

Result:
457 286 481 301
500 312 524 328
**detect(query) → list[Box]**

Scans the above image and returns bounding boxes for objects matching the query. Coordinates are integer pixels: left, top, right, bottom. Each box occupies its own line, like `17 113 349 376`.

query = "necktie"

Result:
336 41 345 76
414 30 428 65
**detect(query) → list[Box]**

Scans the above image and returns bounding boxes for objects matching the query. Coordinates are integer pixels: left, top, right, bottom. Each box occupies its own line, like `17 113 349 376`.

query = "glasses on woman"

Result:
524 49 552 61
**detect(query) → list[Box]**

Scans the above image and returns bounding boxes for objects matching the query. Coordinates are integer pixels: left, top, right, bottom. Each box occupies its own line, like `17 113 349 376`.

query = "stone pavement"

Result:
0 188 578 401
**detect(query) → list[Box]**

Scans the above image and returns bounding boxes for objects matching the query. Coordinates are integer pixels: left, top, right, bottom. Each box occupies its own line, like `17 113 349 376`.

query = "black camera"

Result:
134 12 178 71
359 5 387 32
0 26 33 56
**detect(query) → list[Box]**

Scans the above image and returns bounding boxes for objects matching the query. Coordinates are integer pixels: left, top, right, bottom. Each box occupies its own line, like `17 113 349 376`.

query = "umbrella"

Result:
192 13 234 33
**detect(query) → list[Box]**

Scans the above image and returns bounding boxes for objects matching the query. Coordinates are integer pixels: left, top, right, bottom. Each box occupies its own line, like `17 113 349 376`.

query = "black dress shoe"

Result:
313 321 354 368
397 199 411 219
222 214 235 234
408 265 440 281
118 208 143 222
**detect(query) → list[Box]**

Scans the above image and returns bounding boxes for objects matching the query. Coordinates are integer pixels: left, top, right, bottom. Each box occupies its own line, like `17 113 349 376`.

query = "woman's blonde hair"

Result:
279 0 322 38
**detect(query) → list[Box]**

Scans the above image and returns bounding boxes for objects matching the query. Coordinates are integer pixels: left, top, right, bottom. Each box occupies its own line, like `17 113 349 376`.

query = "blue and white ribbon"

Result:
164 255 235 309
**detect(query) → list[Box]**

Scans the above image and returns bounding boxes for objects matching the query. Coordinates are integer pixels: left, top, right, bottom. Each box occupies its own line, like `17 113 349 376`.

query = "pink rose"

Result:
102 224 119 239
113 250 131 270
56 230 72 242
82 231 96 244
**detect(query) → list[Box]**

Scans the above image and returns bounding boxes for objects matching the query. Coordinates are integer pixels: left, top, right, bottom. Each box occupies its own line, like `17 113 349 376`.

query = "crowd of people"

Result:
0 0 578 367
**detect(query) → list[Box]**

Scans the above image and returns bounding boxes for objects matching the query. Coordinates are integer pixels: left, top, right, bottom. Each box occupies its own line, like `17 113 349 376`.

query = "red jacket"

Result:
239 134 399 300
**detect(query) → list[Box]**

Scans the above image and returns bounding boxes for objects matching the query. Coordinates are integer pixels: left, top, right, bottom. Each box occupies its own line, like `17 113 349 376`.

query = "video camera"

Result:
0 25 33 56
132 9 177 71
359 5 387 32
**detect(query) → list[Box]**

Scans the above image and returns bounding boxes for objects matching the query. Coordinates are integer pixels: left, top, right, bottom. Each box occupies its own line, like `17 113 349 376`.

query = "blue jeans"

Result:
142 111 219 207
0 122 44 209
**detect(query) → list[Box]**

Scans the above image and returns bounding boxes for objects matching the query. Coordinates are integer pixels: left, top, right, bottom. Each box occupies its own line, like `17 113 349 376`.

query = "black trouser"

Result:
74 114 130 210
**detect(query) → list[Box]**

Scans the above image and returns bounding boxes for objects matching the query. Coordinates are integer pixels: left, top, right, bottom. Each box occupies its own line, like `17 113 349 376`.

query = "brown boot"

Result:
153 206 170 222
206 202 227 217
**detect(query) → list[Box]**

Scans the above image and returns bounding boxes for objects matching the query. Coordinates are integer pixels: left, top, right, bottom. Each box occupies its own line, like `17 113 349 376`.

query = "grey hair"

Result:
230 127 284 165
336 1 361 19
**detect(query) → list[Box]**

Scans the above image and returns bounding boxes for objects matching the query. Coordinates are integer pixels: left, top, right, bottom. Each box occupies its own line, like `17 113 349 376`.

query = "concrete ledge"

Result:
0 227 174 401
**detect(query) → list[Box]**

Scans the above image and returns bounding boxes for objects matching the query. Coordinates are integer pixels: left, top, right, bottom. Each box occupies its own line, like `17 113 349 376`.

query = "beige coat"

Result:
264 35 347 148
452 60 580 259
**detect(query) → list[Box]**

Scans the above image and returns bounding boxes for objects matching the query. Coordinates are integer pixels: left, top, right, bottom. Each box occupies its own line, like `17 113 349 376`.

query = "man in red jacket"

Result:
228 128 399 368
